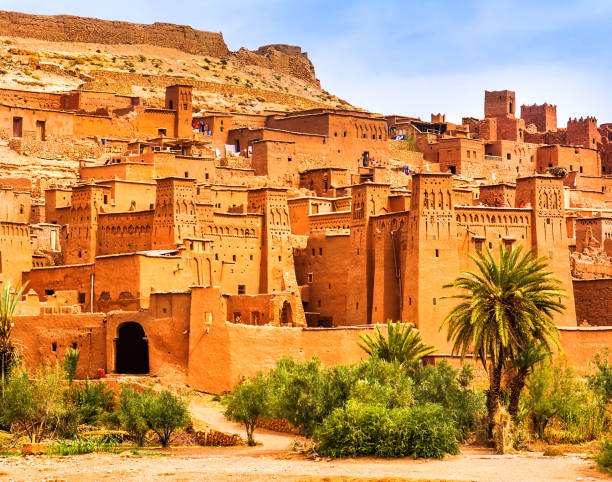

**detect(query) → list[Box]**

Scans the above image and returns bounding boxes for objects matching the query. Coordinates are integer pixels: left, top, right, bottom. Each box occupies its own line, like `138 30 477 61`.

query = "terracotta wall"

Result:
573 279 612 326
12 313 106 379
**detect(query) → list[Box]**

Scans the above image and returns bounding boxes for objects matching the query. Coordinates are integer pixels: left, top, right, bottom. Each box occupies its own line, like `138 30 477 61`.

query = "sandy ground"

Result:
0 401 608 481
0 447 606 481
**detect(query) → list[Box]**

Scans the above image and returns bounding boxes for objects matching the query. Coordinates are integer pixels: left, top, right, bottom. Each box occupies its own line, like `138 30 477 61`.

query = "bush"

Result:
589 349 612 401
143 389 190 447
0 363 66 442
596 439 612 473
350 357 413 409
224 373 270 446
69 380 116 425
118 387 149 447
267 358 354 437
521 358 605 442
315 400 459 459
46 437 118 455
412 362 486 440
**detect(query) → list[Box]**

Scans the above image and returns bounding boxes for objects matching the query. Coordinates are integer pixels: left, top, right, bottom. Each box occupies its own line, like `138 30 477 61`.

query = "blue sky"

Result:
3 0 611 123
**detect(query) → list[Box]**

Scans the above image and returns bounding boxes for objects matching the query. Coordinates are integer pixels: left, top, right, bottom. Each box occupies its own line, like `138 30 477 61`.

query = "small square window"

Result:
308 273 313 283
232 254 236 262
238 285 245 294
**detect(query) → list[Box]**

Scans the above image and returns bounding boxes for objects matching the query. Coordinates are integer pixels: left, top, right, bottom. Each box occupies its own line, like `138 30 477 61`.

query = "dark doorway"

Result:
12 117 22 137
115 322 149 374
280 301 292 325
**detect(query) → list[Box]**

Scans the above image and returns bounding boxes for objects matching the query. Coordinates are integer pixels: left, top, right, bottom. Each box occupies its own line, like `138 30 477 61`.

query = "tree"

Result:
118 387 150 447
359 321 436 367
223 374 270 446
507 342 550 420
442 243 564 427
144 389 190 447
0 282 28 394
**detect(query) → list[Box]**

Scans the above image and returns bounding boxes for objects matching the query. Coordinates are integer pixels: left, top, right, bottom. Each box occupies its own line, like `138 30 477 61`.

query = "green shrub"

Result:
224 373 271 446
0 363 66 442
69 380 116 425
596 439 612 473
46 437 118 455
63 348 80 386
267 358 354 437
118 387 149 446
143 390 190 447
521 358 603 441
589 349 612 401
315 400 459 459
350 357 413 409
411 362 486 439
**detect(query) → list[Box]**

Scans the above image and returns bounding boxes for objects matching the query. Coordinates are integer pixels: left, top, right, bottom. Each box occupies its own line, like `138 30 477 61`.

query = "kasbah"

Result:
1 10 611 393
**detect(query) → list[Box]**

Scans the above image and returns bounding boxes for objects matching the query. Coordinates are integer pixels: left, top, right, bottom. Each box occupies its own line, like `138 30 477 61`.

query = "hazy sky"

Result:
3 0 611 123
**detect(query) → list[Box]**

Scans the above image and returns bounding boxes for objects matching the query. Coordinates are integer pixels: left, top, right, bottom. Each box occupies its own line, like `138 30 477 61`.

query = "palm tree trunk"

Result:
487 360 503 431
508 370 527 420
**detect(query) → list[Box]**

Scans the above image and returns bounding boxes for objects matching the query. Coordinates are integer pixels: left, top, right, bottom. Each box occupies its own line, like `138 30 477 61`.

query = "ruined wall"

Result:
0 10 229 58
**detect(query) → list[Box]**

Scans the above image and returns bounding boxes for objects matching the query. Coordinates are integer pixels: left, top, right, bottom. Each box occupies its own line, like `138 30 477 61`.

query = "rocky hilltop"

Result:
0 10 320 86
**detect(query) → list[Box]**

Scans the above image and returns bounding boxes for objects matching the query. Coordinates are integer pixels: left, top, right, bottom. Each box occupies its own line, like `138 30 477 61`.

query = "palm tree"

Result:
359 320 436 366
0 281 28 395
507 341 550 420
442 243 563 427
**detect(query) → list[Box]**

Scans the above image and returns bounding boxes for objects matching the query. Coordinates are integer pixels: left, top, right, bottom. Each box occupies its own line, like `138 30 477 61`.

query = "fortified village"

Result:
0 11 611 393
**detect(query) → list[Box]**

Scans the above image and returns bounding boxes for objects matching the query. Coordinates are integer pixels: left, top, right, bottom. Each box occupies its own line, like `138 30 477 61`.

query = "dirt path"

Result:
0 448 606 481
188 400 295 453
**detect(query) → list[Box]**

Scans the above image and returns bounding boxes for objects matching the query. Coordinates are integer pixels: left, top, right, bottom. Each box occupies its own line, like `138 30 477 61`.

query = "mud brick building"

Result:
1 85 612 392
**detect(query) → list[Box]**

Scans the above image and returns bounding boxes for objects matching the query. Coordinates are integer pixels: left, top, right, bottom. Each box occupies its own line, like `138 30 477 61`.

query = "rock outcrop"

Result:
234 44 319 87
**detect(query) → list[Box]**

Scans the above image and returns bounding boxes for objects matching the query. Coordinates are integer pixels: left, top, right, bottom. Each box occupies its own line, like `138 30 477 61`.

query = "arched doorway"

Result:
280 301 292 325
115 322 149 374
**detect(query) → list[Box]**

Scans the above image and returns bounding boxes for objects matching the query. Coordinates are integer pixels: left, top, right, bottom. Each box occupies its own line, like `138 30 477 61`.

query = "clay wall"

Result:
97 179 156 212
520 103 557 132
226 292 303 326
0 221 32 286
105 293 192 383
537 145 600 176
30 223 61 254
97 211 154 255
23 264 94 311
479 184 516 207
202 213 263 295
558 327 612 367
574 279 612 326
0 104 74 140
485 140 538 178
12 312 106 379
187 287 371 392
484 90 516 118
0 88 63 111
0 187 30 223
566 117 601 149
432 137 484 177
299 169 351 196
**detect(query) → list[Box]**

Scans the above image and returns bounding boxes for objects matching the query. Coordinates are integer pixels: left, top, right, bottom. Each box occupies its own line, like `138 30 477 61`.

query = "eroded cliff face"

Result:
0 11 320 86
